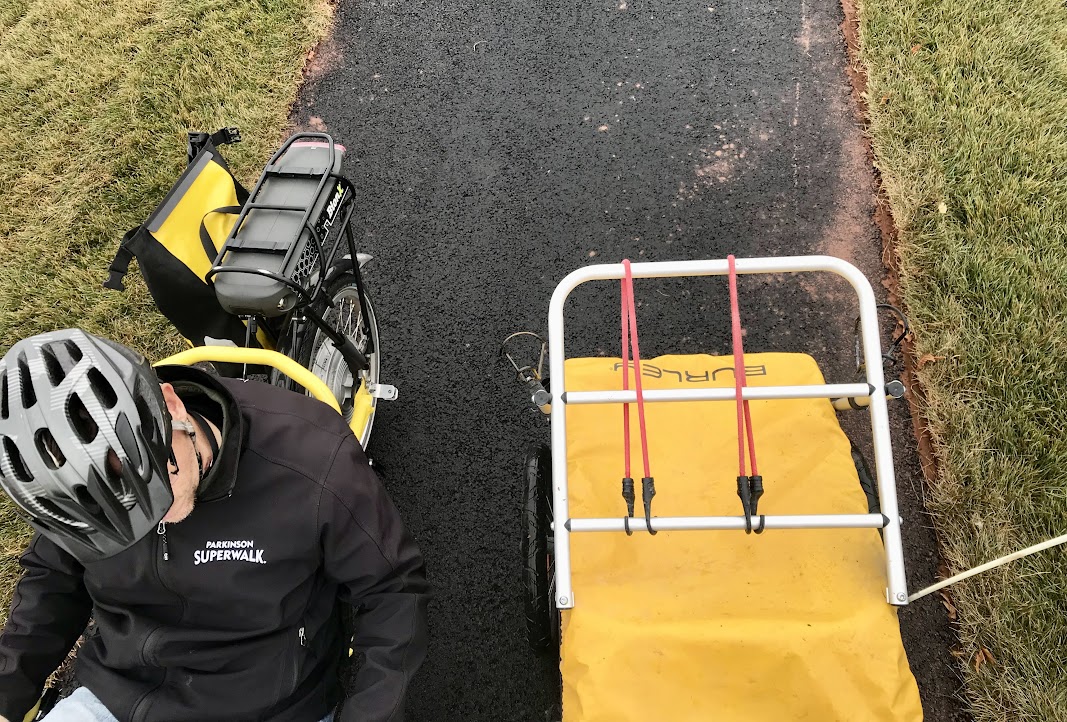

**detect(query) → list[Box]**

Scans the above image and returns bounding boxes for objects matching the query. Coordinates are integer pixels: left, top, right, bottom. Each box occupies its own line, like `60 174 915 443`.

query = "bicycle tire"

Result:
283 271 381 448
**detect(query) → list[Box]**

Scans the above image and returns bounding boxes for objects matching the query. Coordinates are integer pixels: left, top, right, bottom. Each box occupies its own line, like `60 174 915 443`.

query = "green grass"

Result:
0 0 332 618
858 1 1067 719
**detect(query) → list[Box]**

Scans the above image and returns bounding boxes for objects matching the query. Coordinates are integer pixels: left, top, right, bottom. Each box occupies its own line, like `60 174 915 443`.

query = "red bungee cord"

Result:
727 255 764 533
620 259 656 535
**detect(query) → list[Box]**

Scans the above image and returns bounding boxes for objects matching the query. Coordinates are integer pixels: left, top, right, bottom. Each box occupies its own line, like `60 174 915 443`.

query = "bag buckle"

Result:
217 126 242 145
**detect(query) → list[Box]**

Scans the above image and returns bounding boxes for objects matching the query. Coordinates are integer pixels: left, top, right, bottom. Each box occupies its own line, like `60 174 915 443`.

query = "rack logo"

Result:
325 182 344 218
194 540 266 566
610 362 767 383
320 182 346 236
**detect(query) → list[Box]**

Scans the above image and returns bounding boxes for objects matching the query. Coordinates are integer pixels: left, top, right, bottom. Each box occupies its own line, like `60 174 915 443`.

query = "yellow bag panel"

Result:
153 160 273 350
561 353 922 722
153 159 239 283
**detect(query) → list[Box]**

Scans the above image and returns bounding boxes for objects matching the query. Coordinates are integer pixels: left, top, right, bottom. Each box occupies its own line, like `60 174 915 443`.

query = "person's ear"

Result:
160 383 186 424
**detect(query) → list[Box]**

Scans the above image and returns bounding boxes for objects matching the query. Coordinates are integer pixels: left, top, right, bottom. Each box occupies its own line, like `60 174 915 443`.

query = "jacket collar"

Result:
154 365 246 502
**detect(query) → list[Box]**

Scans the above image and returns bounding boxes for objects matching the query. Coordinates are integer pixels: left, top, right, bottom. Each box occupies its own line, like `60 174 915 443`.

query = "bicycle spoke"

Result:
305 277 379 431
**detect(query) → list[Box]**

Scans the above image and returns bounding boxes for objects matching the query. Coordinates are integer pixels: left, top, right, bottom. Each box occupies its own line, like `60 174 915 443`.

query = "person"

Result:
0 329 429 722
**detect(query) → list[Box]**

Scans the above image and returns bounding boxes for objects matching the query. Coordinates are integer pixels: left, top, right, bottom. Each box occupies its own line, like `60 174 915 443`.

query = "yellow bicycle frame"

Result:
22 698 40 722
154 347 371 438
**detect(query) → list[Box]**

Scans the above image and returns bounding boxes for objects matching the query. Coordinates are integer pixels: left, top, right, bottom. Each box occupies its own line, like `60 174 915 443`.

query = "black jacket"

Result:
0 369 429 722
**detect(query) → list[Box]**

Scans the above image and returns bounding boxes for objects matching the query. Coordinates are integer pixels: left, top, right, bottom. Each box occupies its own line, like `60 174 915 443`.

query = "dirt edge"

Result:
837 0 941 506
838 4 970 716
284 0 343 141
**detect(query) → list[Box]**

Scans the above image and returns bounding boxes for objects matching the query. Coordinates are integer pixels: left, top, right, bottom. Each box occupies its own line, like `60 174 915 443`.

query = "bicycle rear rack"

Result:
208 132 347 299
205 132 374 375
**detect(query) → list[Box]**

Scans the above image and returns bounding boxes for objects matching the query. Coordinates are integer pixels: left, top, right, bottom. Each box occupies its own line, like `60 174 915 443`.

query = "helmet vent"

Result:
67 394 99 444
72 484 102 517
114 412 141 474
1 373 8 420
35 429 66 470
35 496 85 529
41 346 65 386
2 437 32 483
104 448 126 494
134 396 156 444
64 340 83 363
87 368 118 409
17 356 35 408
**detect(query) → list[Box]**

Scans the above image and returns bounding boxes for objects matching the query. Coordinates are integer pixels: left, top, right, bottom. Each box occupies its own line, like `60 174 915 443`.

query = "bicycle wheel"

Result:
303 272 381 448
523 443 558 654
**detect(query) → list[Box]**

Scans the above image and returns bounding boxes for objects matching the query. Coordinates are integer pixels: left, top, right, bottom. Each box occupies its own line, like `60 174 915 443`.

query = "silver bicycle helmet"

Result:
0 329 173 562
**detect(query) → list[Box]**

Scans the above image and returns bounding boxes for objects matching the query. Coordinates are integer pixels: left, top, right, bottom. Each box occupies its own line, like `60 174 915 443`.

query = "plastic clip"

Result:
622 476 635 536
641 477 657 535
737 475 753 534
750 475 764 514
216 126 242 145
749 476 766 534
186 131 210 162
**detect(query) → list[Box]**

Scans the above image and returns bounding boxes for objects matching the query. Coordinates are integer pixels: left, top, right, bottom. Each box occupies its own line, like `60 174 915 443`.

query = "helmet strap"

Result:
186 409 219 467
171 418 206 481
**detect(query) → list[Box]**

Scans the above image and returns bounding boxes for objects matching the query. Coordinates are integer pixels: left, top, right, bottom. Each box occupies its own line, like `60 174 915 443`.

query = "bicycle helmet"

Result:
0 329 173 562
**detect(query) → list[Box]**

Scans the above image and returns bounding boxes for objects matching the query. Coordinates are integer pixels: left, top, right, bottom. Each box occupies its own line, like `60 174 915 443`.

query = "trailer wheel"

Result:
848 440 881 515
522 443 557 653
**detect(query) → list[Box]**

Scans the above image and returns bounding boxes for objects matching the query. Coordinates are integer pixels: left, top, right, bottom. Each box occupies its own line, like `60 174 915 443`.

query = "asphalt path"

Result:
294 0 967 719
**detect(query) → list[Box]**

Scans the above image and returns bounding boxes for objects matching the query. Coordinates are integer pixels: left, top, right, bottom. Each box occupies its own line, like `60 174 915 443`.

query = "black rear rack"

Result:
208 132 343 279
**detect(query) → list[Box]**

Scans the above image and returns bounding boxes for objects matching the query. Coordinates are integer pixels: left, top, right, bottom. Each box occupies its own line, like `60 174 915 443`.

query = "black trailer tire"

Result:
522 442 556 653
848 439 881 515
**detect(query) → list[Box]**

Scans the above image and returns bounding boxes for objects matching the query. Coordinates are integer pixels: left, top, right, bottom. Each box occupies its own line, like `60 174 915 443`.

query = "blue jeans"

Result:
42 687 336 722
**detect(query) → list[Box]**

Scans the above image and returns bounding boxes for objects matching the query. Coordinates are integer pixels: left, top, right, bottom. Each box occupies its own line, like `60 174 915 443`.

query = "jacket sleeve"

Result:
0 533 92 722
319 438 430 722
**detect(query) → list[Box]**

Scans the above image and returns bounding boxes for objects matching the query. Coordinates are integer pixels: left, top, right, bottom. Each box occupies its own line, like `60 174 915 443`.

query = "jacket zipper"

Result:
140 524 175 665
152 521 182 613
291 625 307 692
157 522 168 561
131 522 180 721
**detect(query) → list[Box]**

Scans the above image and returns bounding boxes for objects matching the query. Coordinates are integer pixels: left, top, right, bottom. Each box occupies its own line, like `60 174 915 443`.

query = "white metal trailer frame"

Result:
547 255 909 608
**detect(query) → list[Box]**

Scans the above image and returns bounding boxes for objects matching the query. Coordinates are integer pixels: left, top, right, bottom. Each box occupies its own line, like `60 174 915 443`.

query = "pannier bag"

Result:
104 128 271 350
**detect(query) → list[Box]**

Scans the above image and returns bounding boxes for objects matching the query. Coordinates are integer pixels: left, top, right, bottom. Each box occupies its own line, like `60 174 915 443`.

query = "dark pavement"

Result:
293 0 967 719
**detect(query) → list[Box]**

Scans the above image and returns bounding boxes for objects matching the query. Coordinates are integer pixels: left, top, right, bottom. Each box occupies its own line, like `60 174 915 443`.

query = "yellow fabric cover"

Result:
153 159 239 282
561 353 922 722
153 159 272 349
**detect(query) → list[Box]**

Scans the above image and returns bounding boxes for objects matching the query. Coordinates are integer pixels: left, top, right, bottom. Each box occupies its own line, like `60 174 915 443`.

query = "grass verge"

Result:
858 1 1067 719
0 0 333 620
